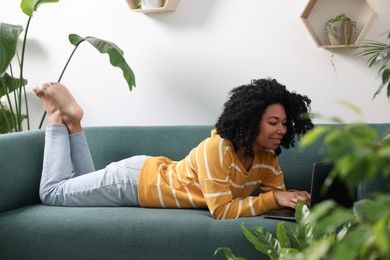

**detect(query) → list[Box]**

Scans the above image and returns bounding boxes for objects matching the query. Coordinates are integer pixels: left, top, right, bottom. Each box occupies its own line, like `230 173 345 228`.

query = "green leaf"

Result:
378 145 390 157
333 225 377 259
284 225 301 250
213 247 246 260
295 200 312 249
311 205 355 238
358 40 387 66
348 124 378 142
279 248 300 258
68 34 84 46
0 23 23 75
300 239 332 260
276 222 292 249
382 68 390 85
356 195 390 224
352 199 370 223
0 73 28 98
336 100 363 116
20 0 60 17
372 214 390 256
68 34 136 91
377 45 390 63
387 81 390 99
299 126 331 150
295 200 310 224
0 107 15 133
0 107 26 133
241 223 280 259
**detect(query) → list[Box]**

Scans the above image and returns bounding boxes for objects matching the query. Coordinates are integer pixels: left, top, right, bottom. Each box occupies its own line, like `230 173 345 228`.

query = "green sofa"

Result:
1 124 389 260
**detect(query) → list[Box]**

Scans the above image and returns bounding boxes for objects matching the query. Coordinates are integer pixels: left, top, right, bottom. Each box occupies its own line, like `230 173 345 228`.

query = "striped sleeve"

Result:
196 135 284 220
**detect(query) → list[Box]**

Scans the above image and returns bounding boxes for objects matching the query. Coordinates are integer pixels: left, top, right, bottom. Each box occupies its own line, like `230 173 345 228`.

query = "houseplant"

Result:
215 33 390 260
214 200 315 260
358 31 390 98
324 13 356 46
136 0 166 9
0 0 136 134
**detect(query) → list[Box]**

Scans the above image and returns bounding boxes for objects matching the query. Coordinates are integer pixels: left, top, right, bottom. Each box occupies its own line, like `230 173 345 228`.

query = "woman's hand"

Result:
273 190 311 209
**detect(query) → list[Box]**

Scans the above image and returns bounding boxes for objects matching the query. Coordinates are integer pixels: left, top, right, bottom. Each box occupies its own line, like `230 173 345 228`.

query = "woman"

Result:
34 78 313 220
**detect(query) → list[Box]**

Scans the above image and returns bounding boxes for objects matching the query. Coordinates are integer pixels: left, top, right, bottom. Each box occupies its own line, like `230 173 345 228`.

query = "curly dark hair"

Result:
215 78 313 156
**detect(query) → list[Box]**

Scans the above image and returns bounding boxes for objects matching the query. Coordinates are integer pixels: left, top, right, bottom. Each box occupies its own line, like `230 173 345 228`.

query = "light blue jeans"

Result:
39 124 148 207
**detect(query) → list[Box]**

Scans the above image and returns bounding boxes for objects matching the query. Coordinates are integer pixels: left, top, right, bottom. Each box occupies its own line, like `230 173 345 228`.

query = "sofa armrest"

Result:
0 130 45 213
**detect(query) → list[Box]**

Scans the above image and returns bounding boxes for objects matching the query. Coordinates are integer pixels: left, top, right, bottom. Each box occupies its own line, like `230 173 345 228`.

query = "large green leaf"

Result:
0 107 14 133
310 204 355 239
276 222 292 249
284 225 301 250
295 200 310 224
68 34 136 91
0 73 28 98
241 223 280 260
0 23 23 75
300 239 331 260
295 200 312 249
20 0 60 17
0 107 26 133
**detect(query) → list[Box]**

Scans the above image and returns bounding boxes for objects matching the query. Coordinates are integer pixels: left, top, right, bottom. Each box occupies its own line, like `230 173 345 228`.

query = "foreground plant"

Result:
296 119 390 259
0 0 135 133
214 201 313 260
216 186 390 259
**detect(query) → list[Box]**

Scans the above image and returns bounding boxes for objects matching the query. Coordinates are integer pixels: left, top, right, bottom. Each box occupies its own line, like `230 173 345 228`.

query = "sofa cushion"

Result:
0 204 281 260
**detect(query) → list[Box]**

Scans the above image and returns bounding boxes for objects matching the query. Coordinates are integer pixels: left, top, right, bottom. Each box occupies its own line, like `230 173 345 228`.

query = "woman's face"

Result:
254 103 287 152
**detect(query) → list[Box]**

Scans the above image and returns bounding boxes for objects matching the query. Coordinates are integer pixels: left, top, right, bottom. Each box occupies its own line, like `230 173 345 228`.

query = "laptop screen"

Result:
310 161 355 208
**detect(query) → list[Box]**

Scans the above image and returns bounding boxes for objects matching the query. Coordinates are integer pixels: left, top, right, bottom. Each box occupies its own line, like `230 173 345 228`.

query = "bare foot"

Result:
33 83 64 125
44 83 84 134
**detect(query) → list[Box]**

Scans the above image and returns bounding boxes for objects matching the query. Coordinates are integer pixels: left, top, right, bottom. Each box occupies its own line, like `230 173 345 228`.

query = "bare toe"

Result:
34 83 63 125
45 83 83 133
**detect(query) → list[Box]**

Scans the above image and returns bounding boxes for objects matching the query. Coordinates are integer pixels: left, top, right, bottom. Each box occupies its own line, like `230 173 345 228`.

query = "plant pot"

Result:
327 21 354 45
141 0 161 9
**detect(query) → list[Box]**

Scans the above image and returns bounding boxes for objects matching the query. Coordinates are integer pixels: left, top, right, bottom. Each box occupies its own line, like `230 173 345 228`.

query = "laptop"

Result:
262 161 355 221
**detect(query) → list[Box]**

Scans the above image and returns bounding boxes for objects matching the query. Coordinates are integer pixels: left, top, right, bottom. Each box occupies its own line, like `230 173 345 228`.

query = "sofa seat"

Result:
0 204 280 259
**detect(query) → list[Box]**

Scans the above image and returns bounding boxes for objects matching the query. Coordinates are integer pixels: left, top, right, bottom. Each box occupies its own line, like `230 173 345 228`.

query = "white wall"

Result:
1 0 390 129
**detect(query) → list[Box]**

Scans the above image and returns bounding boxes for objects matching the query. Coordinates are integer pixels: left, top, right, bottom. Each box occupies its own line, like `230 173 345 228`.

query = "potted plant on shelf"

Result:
0 0 136 134
324 13 356 46
136 0 165 9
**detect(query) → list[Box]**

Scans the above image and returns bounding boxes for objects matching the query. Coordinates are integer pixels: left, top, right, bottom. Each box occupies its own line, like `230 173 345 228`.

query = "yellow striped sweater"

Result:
138 129 286 219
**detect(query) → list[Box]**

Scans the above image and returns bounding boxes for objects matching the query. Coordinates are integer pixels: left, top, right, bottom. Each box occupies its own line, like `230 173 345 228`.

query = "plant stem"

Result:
12 78 19 131
0 77 13 132
58 43 81 83
17 16 32 131
38 44 81 129
6 66 18 132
